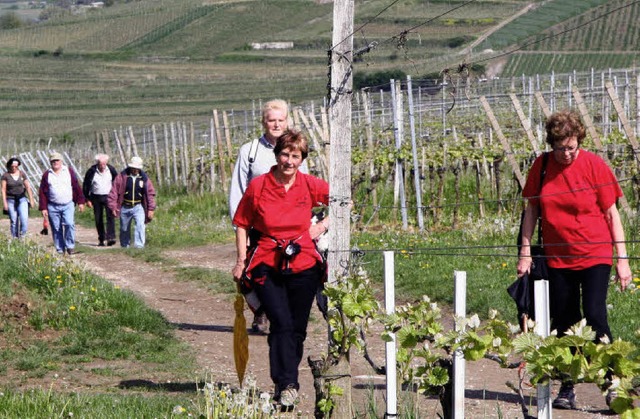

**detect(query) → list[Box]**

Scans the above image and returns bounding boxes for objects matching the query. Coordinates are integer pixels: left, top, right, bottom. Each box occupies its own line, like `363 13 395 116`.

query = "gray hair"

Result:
95 153 109 163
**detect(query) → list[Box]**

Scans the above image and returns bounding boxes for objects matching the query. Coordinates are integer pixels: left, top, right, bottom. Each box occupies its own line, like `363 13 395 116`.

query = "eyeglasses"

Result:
553 145 578 153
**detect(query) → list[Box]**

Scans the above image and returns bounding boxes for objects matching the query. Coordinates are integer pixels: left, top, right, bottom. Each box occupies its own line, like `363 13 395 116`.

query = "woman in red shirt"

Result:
517 110 632 410
232 130 329 407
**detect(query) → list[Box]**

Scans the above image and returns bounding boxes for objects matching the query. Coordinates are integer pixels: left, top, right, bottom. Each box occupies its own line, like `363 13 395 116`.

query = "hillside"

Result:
0 0 635 141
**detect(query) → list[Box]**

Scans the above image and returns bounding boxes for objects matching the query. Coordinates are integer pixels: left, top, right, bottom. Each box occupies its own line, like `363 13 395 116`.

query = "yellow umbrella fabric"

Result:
233 284 249 386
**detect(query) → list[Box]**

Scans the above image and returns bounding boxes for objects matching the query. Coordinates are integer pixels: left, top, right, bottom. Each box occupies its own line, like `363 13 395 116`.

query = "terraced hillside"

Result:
0 0 636 141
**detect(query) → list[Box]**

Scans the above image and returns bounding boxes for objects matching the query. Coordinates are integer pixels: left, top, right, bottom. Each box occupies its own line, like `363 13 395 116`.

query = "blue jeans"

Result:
47 201 76 253
120 204 146 248
7 196 29 238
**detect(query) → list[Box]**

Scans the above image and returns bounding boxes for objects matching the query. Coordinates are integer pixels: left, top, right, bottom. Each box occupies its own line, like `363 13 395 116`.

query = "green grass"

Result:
353 225 640 346
0 389 199 419
0 236 197 377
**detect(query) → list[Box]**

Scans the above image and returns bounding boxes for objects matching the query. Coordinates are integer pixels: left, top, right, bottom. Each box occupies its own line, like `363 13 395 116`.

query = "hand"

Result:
232 261 245 283
516 256 532 278
87 201 93 209
615 258 632 290
147 210 154 221
78 204 85 212
42 210 48 219
309 222 327 240
112 209 119 217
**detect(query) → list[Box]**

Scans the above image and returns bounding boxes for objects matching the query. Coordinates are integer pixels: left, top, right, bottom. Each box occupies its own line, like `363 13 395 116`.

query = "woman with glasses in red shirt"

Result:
517 110 632 410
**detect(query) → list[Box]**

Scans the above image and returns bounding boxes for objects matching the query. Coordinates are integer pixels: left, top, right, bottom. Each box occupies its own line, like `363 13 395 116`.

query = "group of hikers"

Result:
1 100 633 412
1 152 156 253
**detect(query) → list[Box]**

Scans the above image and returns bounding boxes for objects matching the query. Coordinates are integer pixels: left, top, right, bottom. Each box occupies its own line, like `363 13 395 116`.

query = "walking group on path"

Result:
2 151 157 253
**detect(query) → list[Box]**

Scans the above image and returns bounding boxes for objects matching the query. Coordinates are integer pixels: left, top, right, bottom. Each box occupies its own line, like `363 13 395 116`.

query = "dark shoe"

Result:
552 382 576 410
66 249 75 256
251 312 269 334
107 240 116 246
40 228 48 236
98 241 105 247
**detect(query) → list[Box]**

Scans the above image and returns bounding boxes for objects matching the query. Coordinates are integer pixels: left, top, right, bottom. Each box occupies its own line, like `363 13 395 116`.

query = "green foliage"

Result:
0 236 195 372
0 389 197 418
514 320 640 415
145 187 233 249
323 267 379 359
0 12 23 30
353 69 407 91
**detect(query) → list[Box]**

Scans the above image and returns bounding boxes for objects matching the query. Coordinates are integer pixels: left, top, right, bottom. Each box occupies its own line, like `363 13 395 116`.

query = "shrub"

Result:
0 12 23 30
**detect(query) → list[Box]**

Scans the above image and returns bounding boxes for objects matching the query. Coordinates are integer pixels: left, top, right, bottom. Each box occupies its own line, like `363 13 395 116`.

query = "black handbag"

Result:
508 153 549 325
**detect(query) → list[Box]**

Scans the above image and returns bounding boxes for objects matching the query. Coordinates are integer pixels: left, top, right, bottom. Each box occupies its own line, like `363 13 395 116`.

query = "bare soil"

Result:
0 219 618 418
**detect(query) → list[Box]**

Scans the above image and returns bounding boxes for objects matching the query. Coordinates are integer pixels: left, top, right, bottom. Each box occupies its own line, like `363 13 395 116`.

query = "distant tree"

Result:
0 12 23 30
353 69 407 91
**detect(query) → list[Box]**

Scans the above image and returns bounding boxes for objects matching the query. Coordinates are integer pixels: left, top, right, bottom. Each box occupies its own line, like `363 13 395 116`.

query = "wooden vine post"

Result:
573 86 632 217
509 93 540 155
479 96 526 189
213 110 228 192
319 0 355 417
605 81 640 165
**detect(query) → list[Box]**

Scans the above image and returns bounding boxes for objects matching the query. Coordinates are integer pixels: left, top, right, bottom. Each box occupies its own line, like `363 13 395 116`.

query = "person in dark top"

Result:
1 157 35 238
107 156 156 248
83 153 118 247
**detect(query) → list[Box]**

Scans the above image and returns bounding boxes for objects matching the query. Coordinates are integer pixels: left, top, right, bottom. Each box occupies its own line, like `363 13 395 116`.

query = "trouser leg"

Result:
47 204 64 252
132 204 146 248
92 197 105 242
17 197 28 237
580 264 613 342
61 202 76 250
255 265 319 390
119 207 134 247
548 267 582 337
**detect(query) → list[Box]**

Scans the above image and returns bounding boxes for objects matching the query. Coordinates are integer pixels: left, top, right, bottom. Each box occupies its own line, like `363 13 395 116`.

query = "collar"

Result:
259 135 275 149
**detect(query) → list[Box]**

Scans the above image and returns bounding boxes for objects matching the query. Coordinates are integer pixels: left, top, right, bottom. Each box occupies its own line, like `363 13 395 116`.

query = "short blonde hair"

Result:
261 99 288 123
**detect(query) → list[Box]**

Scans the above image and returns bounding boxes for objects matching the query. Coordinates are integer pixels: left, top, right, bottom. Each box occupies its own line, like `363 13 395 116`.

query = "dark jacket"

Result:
38 166 86 211
82 163 118 199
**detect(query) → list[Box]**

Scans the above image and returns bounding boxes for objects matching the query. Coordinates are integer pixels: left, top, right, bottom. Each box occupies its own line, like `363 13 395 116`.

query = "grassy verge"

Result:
0 235 200 413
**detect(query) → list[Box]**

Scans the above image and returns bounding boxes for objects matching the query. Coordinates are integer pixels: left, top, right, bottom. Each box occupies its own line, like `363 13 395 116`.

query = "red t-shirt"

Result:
233 167 329 282
522 150 622 270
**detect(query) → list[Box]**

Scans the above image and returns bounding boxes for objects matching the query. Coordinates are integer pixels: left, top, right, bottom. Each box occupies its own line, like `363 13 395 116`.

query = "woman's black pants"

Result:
548 264 613 342
254 264 320 392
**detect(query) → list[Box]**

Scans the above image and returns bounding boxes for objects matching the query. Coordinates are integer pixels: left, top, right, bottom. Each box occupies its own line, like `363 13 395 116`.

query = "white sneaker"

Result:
279 385 298 407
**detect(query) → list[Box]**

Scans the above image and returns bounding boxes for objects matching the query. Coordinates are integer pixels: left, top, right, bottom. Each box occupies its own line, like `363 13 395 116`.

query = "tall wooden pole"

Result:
326 0 354 417
328 0 354 284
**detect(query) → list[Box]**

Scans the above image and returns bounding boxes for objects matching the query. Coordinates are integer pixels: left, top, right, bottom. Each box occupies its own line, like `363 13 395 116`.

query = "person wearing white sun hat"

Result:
108 156 156 248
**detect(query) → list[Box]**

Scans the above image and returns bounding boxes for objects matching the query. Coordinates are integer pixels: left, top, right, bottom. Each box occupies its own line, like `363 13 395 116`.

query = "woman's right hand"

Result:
232 261 244 283
516 256 532 278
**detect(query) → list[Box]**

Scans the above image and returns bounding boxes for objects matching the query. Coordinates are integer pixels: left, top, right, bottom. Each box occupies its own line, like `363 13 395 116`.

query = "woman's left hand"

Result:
309 222 326 240
615 258 632 290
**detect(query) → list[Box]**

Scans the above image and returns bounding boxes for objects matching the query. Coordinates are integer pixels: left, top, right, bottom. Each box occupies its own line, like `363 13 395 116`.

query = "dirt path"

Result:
16 219 616 418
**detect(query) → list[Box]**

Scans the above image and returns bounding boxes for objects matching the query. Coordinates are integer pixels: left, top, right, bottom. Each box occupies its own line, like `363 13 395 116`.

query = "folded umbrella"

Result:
233 283 249 386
